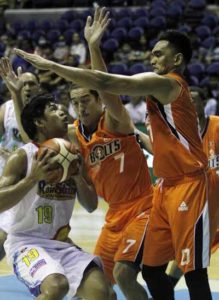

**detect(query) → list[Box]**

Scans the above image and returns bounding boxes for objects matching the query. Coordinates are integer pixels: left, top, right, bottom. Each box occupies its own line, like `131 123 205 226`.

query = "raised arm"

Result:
14 49 181 105
0 58 30 143
84 6 133 133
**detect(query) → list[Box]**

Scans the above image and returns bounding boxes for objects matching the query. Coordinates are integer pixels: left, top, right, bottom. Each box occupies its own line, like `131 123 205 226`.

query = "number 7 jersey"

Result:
74 114 152 210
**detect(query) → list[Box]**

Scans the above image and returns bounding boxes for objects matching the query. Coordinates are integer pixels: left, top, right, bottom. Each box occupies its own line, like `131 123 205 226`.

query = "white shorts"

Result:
13 243 102 299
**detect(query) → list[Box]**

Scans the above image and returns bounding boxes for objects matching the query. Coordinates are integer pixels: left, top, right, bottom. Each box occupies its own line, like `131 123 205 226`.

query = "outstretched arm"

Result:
14 49 180 105
0 58 30 143
84 6 133 133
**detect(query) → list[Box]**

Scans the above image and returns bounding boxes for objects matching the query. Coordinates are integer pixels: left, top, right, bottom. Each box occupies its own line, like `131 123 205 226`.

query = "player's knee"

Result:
40 274 69 298
93 279 112 299
113 262 137 285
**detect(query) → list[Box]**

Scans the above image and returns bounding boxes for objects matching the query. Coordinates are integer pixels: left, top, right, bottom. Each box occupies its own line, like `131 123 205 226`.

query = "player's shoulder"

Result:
209 115 219 123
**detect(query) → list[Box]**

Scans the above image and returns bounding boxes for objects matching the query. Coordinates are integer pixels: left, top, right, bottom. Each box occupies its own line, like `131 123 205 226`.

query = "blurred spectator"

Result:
129 34 150 65
113 43 133 65
70 32 87 65
125 96 146 124
53 36 69 63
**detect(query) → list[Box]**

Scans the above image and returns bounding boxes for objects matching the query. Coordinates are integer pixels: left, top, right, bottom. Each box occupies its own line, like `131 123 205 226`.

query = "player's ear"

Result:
34 118 44 129
174 53 183 66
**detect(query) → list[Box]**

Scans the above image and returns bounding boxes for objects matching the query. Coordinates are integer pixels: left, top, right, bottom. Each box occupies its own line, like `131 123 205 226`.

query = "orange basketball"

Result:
37 138 80 183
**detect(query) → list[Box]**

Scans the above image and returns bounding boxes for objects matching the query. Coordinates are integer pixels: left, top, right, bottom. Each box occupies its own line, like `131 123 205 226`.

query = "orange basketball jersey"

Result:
146 72 208 179
74 114 152 210
202 115 219 172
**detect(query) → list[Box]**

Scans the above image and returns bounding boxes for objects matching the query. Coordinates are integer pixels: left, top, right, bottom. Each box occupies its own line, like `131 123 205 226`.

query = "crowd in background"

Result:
0 0 218 123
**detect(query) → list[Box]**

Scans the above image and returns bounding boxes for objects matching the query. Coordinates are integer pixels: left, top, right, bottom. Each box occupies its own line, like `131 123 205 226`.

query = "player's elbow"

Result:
86 198 98 213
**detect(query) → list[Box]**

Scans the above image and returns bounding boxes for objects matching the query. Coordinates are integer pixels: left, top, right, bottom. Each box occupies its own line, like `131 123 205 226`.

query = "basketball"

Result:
37 138 80 183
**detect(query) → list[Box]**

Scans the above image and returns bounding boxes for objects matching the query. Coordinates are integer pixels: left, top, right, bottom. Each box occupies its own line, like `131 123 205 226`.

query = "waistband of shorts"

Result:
159 167 210 187
108 188 153 211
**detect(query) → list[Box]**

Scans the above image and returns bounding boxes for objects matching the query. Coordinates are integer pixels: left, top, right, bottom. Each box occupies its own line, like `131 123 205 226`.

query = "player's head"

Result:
70 87 103 127
190 86 206 120
21 93 68 140
20 72 40 106
151 30 192 75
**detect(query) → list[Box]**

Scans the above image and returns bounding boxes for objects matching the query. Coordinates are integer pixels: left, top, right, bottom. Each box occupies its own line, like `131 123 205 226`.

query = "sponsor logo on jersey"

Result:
12 128 22 142
178 201 188 212
30 259 47 277
89 139 121 165
37 180 76 200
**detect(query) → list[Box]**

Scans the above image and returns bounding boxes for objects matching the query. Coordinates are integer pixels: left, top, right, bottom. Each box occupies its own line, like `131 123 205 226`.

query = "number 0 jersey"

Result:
74 114 152 210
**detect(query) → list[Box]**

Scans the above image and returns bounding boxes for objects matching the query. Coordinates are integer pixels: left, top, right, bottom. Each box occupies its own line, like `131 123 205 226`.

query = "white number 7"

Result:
114 152 125 173
122 239 136 253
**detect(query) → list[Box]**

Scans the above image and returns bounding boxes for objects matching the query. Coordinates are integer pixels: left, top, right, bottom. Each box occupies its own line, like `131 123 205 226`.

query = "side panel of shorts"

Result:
94 211 149 283
13 245 65 297
143 185 175 267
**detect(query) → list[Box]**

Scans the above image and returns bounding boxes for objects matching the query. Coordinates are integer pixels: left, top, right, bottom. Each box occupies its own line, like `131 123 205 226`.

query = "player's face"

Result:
150 40 177 75
42 102 69 138
71 93 102 127
20 73 39 106
190 91 205 119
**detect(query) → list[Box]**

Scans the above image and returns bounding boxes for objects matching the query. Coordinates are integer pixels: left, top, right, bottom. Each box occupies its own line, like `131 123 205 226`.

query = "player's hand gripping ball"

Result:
37 138 81 183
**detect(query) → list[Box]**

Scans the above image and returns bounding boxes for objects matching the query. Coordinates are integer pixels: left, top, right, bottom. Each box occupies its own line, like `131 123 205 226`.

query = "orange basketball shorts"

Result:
143 169 219 274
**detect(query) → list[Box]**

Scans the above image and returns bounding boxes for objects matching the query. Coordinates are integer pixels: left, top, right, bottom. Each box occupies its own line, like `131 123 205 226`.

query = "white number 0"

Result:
122 239 136 254
114 152 125 173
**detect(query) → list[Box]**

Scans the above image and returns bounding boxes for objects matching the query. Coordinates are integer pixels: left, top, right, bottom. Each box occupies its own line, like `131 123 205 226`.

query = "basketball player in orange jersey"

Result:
167 86 219 288
14 11 219 300
69 8 153 300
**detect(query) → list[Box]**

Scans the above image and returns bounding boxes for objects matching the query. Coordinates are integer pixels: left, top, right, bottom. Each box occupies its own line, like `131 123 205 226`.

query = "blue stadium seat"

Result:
102 38 119 52
117 17 132 29
108 63 128 75
56 19 68 33
40 20 54 32
69 19 84 31
60 10 75 22
46 29 61 44
25 20 38 32
128 27 144 41
129 63 146 75
201 13 218 29
206 62 219 75
133 17 149 30
110 27 127 43
11 21 25 34
195 25 211 39
187 62 205 79
132 8 149 19
150 7 166 18
167 4 183 19
201 36 216 49
150 16 166 29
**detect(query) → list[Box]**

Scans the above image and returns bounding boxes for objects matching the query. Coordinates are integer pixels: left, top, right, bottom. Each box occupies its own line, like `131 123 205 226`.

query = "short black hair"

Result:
158 30 192 64
21 93 55 140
